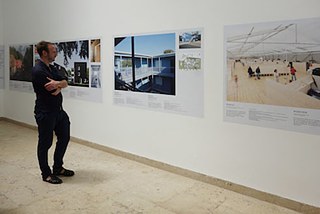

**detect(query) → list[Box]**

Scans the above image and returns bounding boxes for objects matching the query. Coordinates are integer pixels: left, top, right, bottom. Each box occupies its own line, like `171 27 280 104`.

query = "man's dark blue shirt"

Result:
32 60 67 113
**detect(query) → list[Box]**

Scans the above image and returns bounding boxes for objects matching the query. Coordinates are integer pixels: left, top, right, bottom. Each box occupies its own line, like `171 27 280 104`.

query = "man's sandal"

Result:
43 175 63 184
53 167 75 177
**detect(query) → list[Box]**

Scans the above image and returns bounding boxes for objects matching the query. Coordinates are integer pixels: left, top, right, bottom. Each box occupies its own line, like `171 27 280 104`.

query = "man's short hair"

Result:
36 41 53 57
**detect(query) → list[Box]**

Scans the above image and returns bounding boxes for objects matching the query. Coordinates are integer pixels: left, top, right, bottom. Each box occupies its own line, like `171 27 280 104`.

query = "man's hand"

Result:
45 77 62 95
51 87 61 96
44 77 60 92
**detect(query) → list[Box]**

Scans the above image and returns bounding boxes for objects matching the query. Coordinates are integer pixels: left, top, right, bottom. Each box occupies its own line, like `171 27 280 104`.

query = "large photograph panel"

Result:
113 29 204 117
9 44 33 82
10 38 102 102
114 33 176 95
226 19 320 109
224 17 320 135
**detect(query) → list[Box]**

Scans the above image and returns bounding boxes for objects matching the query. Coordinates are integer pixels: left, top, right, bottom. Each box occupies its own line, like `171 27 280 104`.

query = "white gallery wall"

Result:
1 0 320 207
0 0 4 117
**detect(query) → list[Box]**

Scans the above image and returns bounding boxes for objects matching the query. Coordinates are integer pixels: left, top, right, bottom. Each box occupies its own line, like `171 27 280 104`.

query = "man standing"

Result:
32 41 74 184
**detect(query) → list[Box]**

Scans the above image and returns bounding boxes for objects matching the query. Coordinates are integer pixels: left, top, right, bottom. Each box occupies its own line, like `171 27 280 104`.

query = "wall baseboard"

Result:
1 117 319 213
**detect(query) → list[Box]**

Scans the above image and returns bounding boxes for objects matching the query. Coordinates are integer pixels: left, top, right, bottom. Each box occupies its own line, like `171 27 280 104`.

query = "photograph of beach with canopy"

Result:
225 17 320 110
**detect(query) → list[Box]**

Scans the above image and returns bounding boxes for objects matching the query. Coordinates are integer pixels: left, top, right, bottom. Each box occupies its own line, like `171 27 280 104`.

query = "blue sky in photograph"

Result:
115 33 175 56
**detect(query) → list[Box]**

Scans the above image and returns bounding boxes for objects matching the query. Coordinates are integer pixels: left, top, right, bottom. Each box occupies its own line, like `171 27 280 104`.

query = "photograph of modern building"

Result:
225 18 320 109
114 33 176 95
74 62 88 85
179 31 201 49
55 40 89 87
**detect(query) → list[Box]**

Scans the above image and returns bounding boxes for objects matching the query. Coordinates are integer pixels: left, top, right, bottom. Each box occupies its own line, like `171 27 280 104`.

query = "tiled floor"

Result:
0 120 301 213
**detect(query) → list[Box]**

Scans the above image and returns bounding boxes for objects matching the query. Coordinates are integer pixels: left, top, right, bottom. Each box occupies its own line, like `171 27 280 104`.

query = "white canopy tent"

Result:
226 17 320 63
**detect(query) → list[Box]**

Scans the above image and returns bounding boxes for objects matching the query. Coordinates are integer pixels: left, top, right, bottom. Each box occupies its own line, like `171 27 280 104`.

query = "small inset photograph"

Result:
179 31 201 49
91 39 101 62
178 52 201 71
91 64 101 88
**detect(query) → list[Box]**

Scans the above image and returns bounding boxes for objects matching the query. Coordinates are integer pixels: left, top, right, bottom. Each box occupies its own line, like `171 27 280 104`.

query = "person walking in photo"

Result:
255 66 261 80
274 69 279 82
32 41 74 184
248 66 254 77
290 65 297 81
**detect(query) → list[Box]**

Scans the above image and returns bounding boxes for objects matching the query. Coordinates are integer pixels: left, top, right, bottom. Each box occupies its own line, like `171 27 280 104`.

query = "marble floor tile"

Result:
0 121 302 214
